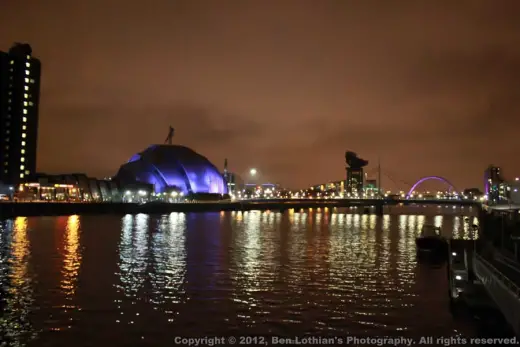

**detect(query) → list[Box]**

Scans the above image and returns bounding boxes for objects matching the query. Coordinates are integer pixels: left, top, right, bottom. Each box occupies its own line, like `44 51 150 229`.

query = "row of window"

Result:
5 58 33 179
3 148 27 162
8 66 31 75
4 125 28 134
3 169 31 177
9 57 31 65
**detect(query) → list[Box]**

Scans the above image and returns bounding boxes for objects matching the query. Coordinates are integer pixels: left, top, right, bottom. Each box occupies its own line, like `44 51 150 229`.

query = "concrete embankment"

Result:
0 199 478 218
0 201 365 217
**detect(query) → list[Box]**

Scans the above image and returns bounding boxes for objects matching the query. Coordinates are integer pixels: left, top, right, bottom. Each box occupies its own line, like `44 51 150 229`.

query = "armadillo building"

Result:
115 144 227 195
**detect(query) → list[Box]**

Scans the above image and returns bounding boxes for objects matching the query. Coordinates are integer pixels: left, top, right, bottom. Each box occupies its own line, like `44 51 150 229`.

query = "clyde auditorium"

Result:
115 144 228 196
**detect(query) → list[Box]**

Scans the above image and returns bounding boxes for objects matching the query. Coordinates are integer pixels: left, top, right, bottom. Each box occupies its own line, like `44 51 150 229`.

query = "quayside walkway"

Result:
472 208 520 336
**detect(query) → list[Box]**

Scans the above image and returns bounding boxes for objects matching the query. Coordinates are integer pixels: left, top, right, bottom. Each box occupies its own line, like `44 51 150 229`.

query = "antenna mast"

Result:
164 126 174 145
378 157 382 198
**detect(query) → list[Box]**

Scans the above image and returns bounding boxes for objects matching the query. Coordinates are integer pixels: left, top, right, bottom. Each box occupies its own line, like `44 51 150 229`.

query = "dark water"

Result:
0 206 499 346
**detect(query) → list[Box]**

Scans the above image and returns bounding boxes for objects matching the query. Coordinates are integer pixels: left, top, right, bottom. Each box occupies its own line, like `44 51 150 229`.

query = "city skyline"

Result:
1 1 519 190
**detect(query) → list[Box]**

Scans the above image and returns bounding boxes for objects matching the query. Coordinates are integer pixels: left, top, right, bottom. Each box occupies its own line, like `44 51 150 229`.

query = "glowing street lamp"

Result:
250 168 257 176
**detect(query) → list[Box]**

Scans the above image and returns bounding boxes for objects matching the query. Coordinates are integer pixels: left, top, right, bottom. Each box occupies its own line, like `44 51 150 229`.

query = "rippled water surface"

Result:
0 206 484 346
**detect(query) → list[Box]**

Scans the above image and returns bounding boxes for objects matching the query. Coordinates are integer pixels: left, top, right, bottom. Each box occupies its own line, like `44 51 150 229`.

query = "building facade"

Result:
484 165 504 203
346 168 364 195
0 43 41 185
364 179 378 196
345 151 368 195
115 144 227 196
509 179 520 205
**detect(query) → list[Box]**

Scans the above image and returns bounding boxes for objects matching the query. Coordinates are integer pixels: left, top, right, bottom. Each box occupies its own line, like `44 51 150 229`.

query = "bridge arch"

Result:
406 176 457 199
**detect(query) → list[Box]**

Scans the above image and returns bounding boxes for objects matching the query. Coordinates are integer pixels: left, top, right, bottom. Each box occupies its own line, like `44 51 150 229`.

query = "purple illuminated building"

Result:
115 145 228 195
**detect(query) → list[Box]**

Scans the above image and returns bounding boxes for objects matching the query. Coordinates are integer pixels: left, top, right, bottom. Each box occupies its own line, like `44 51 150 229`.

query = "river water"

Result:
0 206 509 346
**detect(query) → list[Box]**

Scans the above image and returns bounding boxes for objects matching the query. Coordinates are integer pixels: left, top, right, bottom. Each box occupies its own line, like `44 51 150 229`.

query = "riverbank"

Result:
0 199 478 217
0 201 364 217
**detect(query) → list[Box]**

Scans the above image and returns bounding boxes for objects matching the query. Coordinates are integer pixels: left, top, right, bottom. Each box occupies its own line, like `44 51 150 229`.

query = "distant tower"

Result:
345 151 368 195
223 158 229 183
164 126 174 145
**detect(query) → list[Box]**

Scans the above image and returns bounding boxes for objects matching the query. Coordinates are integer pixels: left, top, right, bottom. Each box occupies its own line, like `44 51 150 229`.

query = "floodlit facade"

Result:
115 144 227 195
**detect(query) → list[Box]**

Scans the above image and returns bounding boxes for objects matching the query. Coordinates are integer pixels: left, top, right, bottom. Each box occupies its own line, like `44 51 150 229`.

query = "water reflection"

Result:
115 212 188 329
60 215 81 299
0 217 36 345
117 214 149 299
149 212 186 306
0 206 483 346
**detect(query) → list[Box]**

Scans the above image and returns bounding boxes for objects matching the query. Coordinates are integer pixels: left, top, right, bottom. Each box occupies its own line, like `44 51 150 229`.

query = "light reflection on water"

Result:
0 207 482 346
0 217 36 346
61 215 81 299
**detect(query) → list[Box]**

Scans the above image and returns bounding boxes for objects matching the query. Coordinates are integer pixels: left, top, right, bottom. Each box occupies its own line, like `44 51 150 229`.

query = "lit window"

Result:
25 170 30 175
26 55 30 59
21 141 25 146
23 109 27 114
21 149 25 154
20 173 24 178
25 78 29 83
5 130 9 134
20 165 24 170
26 62 30 67
24 102 28 106
28 101 33 106
10 60 13 65
24 86 29 91
24 94 28 99
22 125 26 130
21 157 25 162
5 146 8 150
30 79 34 83
25 70 29 75
21 133 26 138
8 99 11 103
22 117 27 122
3 162 7 166
4 170 7 174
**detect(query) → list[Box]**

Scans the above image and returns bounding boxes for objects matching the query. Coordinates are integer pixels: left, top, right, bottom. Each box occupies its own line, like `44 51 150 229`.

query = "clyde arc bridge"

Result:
363 168 460 199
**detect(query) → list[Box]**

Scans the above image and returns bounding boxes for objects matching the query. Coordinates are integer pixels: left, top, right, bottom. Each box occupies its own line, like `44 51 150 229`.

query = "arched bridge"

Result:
406 176 458 199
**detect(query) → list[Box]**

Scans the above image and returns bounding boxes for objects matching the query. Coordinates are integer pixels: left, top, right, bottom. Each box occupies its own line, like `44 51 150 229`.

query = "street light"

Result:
250 168 257 176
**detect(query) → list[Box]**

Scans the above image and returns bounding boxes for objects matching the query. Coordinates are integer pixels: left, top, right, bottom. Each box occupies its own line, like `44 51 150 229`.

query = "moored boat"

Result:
416 224 448 257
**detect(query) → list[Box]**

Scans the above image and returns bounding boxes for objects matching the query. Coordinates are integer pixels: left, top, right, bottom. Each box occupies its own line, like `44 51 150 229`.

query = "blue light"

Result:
117 145 228 195
128 154 141 163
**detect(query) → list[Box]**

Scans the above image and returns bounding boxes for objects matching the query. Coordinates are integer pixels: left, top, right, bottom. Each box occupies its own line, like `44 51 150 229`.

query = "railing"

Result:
474 253 520 336
474 253 520 297
495 251 520 271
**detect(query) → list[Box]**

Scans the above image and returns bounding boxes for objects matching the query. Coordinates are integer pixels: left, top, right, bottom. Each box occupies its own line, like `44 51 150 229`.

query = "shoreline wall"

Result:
0 200 479 218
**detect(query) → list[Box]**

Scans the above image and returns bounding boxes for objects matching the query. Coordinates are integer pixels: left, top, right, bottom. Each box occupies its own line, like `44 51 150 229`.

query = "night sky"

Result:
1 1 519 191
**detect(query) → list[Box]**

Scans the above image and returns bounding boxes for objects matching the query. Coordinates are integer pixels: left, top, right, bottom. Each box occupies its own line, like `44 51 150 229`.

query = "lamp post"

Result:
247 168 258 199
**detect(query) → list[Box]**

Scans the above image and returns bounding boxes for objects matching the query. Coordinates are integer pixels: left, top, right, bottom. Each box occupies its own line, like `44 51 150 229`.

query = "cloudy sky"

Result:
1 0 519 190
